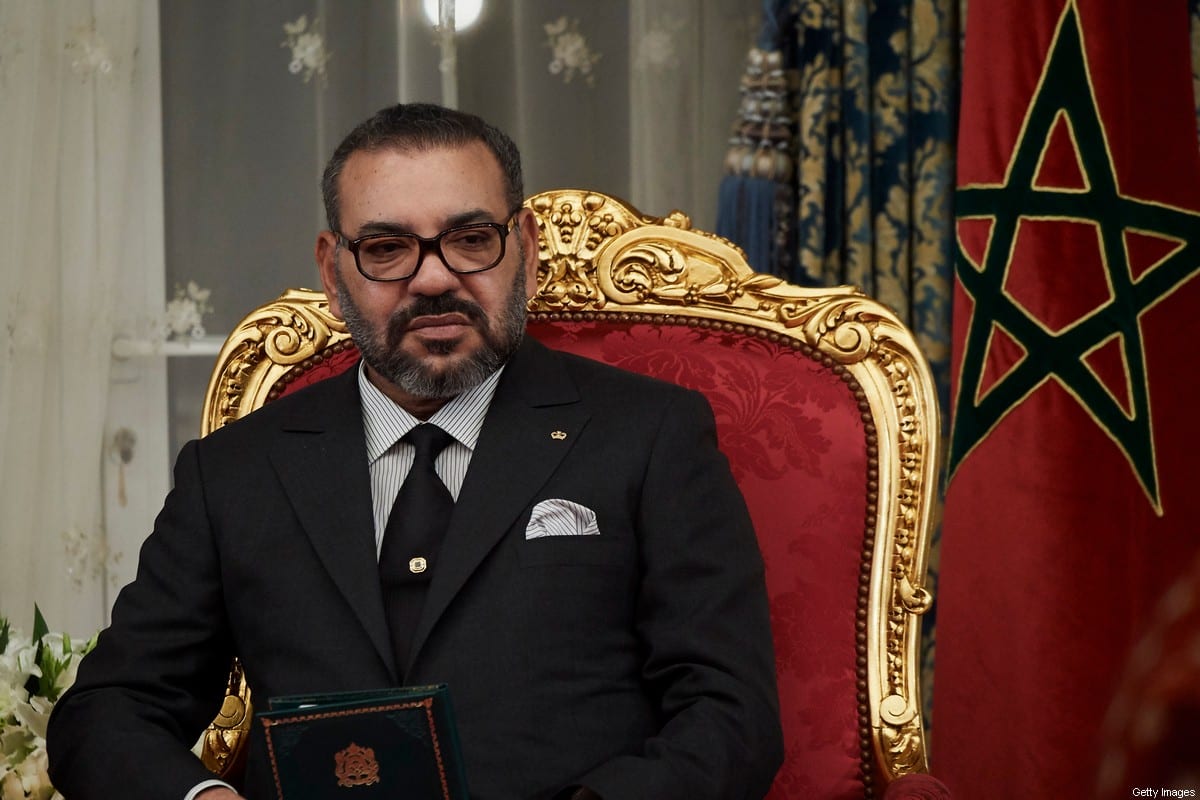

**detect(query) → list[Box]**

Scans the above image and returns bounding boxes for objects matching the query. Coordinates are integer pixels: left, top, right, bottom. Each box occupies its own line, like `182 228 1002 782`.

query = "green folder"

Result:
258 684 469 799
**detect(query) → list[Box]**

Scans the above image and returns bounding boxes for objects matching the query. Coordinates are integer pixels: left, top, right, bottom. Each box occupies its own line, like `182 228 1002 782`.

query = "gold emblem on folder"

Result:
550 430 567 440
334 742 381 787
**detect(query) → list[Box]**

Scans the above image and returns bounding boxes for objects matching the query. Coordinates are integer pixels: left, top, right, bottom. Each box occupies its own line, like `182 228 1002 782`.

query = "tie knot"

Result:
404 423 454 462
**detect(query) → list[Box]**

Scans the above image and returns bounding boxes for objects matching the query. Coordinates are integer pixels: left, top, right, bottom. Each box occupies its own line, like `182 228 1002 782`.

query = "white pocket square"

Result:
525 499 600 539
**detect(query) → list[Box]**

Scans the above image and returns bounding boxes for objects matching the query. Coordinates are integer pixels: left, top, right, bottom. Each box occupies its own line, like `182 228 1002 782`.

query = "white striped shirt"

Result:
358 361 504 557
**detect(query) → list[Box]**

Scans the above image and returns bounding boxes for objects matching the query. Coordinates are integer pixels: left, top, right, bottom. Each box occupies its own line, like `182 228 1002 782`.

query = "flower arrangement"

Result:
0 609 95 800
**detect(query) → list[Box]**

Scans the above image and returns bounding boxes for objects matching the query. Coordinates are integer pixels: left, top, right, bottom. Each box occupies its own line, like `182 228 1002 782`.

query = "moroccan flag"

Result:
933 0 1200 797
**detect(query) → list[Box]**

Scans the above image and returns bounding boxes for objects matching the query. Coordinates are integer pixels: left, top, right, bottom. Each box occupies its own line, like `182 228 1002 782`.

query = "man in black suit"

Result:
47 103 782 800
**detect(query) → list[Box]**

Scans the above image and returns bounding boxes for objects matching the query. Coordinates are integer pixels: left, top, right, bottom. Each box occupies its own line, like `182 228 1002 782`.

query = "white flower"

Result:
13 696 51 741
0 683 25 718
2 771 26 800
0 642 37 693
14 749 53 800
1 611 96 799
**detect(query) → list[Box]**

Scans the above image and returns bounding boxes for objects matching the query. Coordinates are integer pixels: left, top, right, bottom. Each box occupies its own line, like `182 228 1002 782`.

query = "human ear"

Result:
315 231 344 320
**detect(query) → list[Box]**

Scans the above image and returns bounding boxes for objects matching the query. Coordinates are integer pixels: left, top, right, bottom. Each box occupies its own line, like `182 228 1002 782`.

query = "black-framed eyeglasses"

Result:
334 213 519 282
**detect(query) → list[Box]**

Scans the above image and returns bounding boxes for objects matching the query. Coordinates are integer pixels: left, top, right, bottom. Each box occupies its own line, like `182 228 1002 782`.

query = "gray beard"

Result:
336 261 527 400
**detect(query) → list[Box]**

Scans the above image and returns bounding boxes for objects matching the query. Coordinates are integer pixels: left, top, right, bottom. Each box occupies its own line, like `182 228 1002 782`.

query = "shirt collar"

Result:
358 360 504 463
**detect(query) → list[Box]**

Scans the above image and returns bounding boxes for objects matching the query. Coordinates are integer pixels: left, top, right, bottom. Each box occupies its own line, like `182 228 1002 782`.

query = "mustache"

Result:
386 293 487 339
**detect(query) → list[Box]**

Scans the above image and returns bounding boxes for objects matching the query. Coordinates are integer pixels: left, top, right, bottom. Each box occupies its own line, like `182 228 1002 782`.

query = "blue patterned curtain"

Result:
717 0 959 414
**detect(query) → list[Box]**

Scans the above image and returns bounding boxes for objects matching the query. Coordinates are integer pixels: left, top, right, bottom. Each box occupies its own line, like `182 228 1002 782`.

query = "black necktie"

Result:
379 423 455 675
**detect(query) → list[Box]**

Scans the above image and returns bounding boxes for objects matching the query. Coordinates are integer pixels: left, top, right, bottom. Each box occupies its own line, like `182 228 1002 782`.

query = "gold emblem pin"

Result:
335 742 381 787
409 557 428 574
551 430 567 440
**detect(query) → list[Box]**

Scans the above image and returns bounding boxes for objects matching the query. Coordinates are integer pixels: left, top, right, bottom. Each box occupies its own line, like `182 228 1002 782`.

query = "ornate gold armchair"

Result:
199 189 946 799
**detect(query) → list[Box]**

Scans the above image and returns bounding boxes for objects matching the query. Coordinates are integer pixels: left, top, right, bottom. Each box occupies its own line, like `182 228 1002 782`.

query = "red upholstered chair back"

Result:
199 190 942 798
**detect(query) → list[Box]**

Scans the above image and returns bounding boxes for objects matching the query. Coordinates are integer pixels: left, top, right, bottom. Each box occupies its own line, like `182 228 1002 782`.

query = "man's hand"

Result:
196 788 246 800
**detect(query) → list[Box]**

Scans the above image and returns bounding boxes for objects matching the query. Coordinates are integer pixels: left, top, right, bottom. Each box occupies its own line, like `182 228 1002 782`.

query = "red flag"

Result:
934 1 1200 796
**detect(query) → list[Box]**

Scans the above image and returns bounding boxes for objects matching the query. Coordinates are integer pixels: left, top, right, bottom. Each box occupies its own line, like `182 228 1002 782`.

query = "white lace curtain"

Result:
0 0 754 635
0 1 164 635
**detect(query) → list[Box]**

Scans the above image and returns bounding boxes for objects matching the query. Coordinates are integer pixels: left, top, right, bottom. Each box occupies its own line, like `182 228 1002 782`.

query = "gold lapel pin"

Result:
550 430 567 441
409 557 428 574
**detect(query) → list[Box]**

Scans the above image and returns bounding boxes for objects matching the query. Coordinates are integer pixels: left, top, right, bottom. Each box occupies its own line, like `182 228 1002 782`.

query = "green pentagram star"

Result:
948 1 1200 511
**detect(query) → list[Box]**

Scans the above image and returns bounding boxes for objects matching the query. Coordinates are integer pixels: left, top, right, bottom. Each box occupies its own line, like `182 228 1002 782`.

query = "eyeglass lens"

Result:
357 224 504 279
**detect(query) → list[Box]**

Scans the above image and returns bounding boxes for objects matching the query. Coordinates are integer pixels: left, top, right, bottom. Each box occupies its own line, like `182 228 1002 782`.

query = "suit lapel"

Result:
268 367 397 678
407 340 589 670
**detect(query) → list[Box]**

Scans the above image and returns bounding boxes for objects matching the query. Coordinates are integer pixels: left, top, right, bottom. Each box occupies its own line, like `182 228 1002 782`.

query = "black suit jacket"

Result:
47 338 782 800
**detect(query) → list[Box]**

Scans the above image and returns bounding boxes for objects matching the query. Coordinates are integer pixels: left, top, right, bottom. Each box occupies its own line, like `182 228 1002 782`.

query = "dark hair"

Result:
321 103 524 232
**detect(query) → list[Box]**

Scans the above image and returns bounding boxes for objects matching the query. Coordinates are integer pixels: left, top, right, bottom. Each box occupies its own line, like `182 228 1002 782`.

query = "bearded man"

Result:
47 103 783 800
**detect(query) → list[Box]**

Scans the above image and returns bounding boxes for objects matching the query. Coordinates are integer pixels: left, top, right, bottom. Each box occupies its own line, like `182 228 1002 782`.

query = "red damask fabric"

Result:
530 320 869 800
